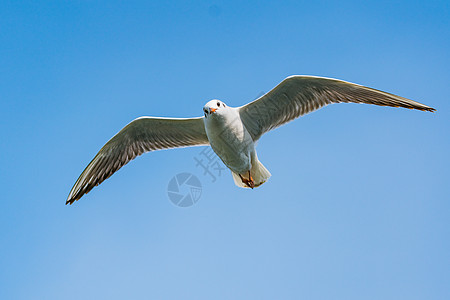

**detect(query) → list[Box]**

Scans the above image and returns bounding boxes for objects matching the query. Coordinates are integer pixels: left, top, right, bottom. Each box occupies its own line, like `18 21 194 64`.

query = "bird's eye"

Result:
217 101 220 107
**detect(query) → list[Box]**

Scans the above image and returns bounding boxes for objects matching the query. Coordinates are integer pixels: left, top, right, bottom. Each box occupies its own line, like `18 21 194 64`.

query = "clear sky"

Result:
1 1 449 299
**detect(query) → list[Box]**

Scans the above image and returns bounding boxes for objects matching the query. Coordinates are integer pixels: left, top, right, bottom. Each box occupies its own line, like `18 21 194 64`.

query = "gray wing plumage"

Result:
67 117 208 204
239 76 435 141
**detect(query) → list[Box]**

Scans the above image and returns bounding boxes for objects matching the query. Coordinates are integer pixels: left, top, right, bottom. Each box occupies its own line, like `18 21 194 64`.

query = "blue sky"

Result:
1 1 449 299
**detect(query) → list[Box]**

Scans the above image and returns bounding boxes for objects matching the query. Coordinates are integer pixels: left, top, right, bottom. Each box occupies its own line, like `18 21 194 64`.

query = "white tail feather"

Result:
231 157 271 188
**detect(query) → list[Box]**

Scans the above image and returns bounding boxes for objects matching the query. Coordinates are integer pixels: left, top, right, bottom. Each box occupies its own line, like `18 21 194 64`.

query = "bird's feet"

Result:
239 171 255 189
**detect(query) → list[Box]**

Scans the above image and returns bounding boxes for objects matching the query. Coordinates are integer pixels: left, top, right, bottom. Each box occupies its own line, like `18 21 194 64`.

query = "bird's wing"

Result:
238 75 435 141
67 116 208 204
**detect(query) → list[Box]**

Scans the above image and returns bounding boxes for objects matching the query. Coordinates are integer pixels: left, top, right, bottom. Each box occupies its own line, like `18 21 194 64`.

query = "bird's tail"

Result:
231 155 271 188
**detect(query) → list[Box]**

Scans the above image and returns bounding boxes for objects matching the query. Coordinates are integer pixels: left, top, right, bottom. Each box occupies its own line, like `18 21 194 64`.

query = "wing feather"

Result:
66 117 208 204
239 76 435 141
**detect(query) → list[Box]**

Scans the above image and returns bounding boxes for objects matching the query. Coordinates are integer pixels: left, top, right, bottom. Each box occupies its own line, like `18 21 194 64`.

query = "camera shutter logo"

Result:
167 173 202 207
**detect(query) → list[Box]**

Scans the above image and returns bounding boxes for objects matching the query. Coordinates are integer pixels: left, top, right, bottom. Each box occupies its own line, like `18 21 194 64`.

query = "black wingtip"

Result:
411 106 436 112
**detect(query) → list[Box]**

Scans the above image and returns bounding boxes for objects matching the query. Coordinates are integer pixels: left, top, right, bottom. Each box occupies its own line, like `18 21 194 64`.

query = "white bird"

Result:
66 76 435 204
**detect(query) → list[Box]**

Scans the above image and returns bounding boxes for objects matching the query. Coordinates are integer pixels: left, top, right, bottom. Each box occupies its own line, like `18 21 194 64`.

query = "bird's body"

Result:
66 75 435 204
203 102 253 174
203 100 270 188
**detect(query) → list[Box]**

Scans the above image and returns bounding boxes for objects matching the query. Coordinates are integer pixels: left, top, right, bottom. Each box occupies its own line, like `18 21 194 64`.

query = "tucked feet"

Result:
239 171 255 189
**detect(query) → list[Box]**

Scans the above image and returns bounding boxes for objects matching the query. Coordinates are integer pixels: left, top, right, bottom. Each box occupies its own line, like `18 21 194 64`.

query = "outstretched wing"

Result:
67 117 208 204
239 76 435 141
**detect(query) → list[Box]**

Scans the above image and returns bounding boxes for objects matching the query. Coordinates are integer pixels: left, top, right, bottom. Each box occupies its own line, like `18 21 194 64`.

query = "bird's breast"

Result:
205 113 254 173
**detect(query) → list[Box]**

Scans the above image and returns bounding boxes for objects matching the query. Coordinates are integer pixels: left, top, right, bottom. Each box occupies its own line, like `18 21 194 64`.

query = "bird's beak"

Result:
210 108 217 113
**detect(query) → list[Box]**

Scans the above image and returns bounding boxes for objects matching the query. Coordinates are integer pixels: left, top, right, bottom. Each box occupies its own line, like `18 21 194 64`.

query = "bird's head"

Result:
203 100 228 118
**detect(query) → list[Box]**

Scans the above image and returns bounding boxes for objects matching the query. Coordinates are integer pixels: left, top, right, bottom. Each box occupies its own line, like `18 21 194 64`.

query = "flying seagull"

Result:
66 75 435 204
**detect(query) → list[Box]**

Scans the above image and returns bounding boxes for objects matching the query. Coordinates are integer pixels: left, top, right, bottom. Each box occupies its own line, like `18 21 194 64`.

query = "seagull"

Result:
66 75 435 204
